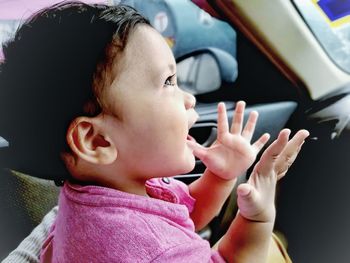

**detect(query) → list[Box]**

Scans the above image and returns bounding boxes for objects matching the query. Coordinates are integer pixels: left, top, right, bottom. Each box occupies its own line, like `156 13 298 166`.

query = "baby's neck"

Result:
97 176 148 197
70 163 149 196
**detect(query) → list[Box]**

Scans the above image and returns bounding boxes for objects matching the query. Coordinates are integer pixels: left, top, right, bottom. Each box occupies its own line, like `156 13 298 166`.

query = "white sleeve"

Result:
2 206 58 263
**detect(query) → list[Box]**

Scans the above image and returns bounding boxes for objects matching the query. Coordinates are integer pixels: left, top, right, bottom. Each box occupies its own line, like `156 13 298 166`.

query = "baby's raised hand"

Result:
237 129 309 223
189 101 270 180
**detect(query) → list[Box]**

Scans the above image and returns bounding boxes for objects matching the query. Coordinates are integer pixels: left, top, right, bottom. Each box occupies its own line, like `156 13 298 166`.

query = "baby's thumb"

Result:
187 140 208 161
237 183 258 209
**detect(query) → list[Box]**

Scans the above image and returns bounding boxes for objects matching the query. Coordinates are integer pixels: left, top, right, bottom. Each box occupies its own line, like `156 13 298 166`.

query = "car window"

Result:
293 0 350 74
0 20 20 60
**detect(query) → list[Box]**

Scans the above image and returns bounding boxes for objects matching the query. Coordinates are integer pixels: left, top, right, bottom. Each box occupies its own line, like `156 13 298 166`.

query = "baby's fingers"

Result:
230 101 245 135
252 133 270 154
237 183 262 221
217 102 229 141
241 110 258 141
237 183 255 203
255 129 290 175
275 129 309 180
187 140 208 161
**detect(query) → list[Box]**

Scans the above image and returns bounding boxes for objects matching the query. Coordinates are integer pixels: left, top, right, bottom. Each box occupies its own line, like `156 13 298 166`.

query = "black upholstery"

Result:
0 169 59 260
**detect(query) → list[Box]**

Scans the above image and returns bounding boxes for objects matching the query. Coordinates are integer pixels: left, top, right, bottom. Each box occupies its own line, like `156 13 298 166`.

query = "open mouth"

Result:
186 134 196 142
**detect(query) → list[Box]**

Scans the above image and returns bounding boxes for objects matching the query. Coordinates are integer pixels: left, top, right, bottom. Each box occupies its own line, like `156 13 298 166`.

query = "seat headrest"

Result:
121 0 238 83
0 136 9 148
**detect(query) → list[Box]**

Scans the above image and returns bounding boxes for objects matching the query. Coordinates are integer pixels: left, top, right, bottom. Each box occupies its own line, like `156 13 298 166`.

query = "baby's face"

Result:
103 25 198 180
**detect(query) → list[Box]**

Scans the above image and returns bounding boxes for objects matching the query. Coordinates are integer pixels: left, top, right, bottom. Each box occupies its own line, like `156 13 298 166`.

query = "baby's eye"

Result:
164 74 176 87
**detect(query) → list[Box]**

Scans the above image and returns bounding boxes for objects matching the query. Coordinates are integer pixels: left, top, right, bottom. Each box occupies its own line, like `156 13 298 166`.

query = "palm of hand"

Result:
189 101 270 180
204 134 257 180
237 129 309 223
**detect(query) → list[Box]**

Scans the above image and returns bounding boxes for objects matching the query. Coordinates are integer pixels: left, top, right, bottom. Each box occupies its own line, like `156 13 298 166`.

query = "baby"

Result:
0 2 309 262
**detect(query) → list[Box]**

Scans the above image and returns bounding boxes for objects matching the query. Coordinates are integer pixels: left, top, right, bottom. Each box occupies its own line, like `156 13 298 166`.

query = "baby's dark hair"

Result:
0 1 150 183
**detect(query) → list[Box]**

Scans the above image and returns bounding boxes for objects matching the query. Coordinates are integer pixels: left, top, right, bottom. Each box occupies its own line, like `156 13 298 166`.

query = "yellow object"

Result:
312 0 350 28
269 232 292 263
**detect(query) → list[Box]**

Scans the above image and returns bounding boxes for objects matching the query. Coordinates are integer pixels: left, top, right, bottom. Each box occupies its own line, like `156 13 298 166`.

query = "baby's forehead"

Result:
119 25 176 73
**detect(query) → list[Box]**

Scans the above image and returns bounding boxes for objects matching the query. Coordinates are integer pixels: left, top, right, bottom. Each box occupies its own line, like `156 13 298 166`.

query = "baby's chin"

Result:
181 153 196 174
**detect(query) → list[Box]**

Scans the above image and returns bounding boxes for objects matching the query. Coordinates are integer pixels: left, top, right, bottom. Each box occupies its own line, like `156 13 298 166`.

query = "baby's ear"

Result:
66 116 117 165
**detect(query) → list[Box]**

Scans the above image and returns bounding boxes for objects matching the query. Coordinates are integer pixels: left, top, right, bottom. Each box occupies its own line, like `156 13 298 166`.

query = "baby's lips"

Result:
186 137 199 151
186 134 196 142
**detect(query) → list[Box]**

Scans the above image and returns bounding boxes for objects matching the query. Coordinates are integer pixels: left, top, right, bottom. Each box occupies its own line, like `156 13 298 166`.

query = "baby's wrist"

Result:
239 207 276 224
208 169 237 183
210 169 241 181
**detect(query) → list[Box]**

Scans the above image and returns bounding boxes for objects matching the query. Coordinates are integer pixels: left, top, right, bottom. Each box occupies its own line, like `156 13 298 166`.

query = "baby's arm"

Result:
2 206 58 263
218 129 309 263
188 102 270 230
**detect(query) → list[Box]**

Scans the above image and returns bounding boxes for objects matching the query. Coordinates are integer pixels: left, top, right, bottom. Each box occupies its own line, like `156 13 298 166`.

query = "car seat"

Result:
0 169 59 260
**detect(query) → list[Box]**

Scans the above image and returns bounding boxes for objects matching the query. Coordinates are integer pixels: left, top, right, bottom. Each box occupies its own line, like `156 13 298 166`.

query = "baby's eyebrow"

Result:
149 62 176 85
154 63 176 78
168 63 176 73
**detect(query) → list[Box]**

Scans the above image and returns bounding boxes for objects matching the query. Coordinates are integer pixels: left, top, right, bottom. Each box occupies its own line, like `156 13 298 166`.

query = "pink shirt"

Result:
41 177 226 262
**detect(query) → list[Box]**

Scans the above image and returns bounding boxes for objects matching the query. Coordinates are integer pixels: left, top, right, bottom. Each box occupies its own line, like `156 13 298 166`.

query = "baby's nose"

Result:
184 91 196 110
